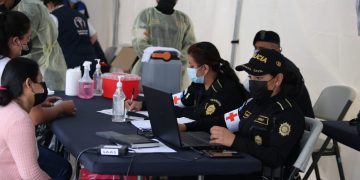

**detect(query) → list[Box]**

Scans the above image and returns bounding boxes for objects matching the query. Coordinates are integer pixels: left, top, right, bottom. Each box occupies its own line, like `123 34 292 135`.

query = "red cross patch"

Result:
172 92 185 108
224 109 240 132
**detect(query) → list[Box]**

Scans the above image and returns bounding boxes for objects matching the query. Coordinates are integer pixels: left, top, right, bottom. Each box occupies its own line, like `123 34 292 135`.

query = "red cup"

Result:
102 73 140 99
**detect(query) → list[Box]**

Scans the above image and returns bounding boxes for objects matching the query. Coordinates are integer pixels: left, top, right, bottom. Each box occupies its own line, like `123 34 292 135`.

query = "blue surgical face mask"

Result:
187 67 204 84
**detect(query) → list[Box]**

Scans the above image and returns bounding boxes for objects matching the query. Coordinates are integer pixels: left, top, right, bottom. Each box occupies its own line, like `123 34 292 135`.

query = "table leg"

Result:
198 175 204 180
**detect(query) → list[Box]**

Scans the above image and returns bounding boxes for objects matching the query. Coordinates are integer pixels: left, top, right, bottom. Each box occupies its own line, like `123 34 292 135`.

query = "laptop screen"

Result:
143 85 183 147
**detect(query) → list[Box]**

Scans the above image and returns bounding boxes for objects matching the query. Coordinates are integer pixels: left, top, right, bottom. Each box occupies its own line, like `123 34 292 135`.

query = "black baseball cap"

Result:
235 49 285 76
253 30 280 46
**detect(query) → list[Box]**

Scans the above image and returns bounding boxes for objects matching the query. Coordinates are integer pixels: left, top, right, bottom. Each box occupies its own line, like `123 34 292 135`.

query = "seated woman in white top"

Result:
0 10 76 143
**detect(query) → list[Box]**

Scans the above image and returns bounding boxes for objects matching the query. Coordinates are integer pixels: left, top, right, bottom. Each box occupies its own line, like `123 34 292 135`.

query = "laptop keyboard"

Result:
180 132 212 147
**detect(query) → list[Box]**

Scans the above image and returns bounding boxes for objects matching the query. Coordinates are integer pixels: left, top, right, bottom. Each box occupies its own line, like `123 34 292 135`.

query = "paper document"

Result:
130 117 194 130
131 120 151 130
97 109 113 115
98 109 148 118
129 139 176 153
177 117 194 124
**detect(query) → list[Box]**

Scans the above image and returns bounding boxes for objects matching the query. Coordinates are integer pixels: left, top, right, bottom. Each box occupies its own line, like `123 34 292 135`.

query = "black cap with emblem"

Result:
235 49 285 76
253 30 280 46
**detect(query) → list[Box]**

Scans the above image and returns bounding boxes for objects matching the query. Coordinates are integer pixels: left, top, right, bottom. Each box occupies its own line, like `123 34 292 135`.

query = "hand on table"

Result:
210 126 235 147
125 100 143 112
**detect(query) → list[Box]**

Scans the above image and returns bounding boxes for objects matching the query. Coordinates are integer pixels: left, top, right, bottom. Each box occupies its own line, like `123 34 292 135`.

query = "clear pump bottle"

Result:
93 59 102 96
78 61 94 99
112 76 126 122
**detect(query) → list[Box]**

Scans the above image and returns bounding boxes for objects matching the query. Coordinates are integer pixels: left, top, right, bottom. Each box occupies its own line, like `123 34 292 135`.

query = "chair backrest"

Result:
104 46 118 64
313 86 357 121
111 47 138 73
293 117 323 172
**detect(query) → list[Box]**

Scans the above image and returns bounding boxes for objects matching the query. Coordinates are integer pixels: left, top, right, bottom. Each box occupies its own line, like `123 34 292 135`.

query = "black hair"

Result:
253 30 281 46
0 57 40 106
188 42 239 82
0 11 31 57
43 0 64 6
188 42 248 97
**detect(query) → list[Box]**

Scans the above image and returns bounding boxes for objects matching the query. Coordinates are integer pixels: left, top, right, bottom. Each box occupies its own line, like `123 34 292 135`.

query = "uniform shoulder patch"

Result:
279 122 291 136
243 110 252 119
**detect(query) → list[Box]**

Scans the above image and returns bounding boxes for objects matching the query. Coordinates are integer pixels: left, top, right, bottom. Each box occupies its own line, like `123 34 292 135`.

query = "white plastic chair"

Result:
304 85 357 180
287 117 323 180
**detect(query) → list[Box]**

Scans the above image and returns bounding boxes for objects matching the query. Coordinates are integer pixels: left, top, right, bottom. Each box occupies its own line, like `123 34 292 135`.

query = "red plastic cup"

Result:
102 72 140 99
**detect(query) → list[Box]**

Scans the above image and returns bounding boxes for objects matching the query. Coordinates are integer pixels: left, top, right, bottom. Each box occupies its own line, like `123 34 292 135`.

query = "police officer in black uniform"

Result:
176 42 248 125
209 49 305 180
252 30 314 118
126 42 248 130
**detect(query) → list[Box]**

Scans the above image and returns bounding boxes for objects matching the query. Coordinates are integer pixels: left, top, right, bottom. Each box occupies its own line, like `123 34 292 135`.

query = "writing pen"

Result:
127 88 135 112
130 88 135 104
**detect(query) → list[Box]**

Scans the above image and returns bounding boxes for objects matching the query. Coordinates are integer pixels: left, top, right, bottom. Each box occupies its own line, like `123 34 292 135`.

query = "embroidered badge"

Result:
206 104 216 116
254 135 263 145
255 115 269 125
279 122 291 136
209 99 222 107
243 110 252 119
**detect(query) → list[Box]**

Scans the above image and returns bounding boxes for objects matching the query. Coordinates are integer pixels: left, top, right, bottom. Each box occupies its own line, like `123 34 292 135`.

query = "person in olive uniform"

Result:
209 49 305 179
252 30 314 118
126 42 248 127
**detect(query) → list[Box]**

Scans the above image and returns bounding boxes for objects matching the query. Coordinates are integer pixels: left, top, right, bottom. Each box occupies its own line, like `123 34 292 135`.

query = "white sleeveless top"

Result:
0 56 11 85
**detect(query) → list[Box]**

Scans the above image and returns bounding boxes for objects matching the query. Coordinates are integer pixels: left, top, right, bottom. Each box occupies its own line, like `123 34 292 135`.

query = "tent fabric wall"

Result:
83 0 359 179
357 0 360 35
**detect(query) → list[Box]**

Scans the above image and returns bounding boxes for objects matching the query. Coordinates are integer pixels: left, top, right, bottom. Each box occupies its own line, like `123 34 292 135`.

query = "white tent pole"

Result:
112 0 120 46
230 0 243 67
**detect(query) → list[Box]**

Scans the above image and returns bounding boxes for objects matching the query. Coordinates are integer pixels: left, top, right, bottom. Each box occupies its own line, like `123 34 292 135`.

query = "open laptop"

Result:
143 85 223 149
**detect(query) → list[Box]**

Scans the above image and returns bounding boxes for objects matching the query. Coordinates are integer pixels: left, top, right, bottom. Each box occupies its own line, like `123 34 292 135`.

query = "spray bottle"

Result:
93 59 102 96
78 61 94 99
112 76 126 122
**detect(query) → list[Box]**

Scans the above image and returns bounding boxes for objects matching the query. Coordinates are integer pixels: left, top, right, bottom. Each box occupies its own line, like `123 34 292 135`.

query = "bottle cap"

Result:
83 61 92 70
95 59 101 69
116 76 122 88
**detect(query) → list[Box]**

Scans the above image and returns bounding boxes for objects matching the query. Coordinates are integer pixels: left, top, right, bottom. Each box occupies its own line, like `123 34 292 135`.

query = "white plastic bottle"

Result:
93 59 102 96
65 66 81 96
112 76 126 122
78 61 94 99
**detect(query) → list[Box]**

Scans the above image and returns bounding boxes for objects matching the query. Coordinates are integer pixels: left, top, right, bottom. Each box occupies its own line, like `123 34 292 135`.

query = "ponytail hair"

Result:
188 42 248 97
0 57 39 106
0 11 31 57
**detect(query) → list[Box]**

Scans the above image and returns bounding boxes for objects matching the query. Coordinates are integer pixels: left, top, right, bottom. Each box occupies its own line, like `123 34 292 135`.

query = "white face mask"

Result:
187 67 204 84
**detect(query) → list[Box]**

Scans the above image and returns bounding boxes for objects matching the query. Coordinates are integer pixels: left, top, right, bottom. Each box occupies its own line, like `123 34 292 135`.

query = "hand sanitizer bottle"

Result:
78 61 94 99
93 59 102 96
112 76 126 122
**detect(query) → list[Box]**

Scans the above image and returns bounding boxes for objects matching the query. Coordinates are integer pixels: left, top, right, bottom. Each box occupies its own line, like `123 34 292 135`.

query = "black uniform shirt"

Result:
282 56 314 118
231 93 305 168
178 74 248 131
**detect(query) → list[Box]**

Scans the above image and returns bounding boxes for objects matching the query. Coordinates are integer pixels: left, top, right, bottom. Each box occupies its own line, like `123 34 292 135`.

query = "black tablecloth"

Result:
322 121 360 151
50 92 261 175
